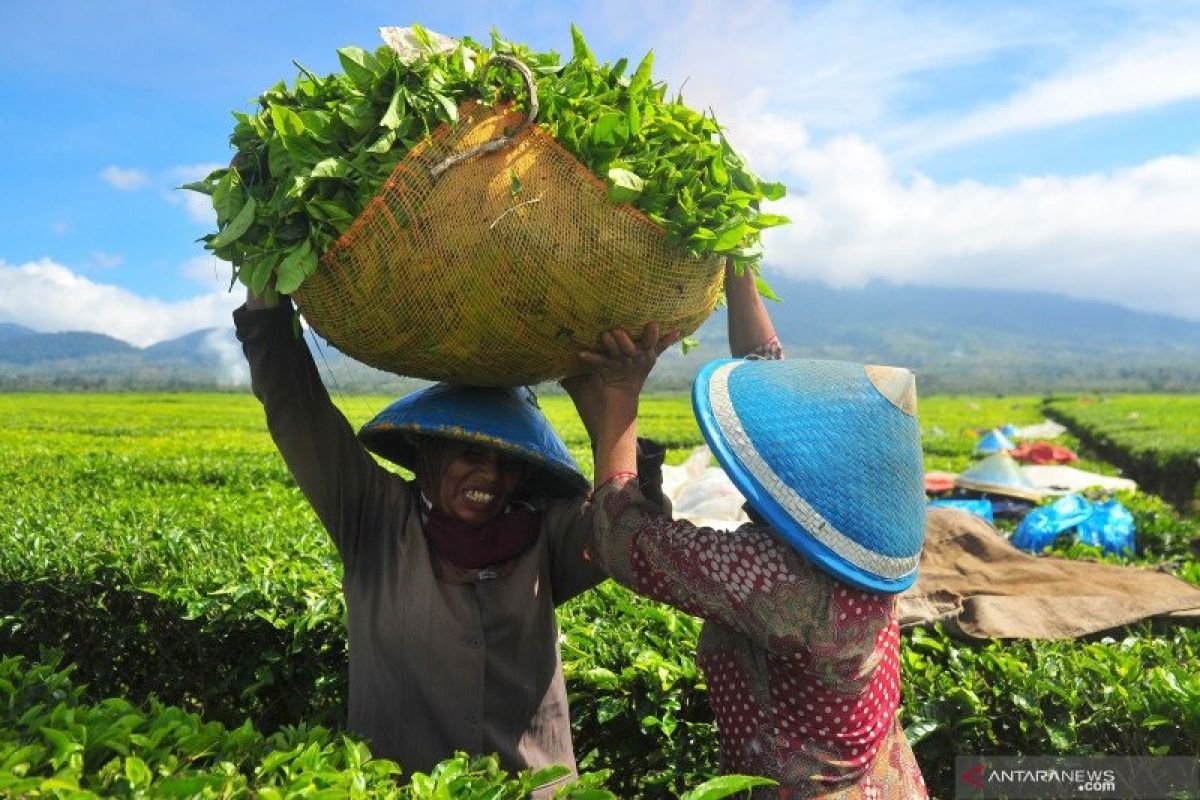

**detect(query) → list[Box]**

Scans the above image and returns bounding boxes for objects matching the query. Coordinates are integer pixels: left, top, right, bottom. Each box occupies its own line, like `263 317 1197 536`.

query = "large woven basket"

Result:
292 100 724 386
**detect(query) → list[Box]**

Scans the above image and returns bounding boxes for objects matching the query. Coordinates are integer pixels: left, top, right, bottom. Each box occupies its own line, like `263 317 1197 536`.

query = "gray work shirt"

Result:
234 303 604 787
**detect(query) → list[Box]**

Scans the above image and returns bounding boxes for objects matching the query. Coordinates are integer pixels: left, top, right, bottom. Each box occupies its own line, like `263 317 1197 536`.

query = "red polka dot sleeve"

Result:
591 479 892 654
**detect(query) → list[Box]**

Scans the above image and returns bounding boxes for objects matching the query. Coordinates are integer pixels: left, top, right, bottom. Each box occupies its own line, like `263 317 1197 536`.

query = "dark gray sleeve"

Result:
634 437 673 516
542 439 673 605
543 496 607 606
234 302 406 569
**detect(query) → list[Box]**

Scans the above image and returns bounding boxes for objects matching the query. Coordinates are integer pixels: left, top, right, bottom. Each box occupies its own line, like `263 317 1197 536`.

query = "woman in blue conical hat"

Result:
234 288 668 796
567 261 929 799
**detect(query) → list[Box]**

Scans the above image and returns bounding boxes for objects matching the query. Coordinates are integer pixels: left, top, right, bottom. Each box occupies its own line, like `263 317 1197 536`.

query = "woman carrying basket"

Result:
569 261 929 798
234 289 668 794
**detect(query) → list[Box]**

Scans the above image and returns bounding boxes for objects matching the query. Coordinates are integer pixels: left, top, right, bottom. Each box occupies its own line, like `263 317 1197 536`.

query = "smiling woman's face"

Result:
433 442 528 527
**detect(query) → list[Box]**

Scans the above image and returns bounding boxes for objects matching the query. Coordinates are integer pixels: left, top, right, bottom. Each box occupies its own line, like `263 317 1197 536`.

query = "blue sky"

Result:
2 0 1199 345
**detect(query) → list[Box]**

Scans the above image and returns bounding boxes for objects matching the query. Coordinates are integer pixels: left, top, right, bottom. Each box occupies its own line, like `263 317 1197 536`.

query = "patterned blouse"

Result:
590 337 927 799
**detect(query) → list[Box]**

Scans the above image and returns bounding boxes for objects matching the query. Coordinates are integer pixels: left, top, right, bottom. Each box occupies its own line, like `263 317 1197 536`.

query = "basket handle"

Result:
429 54 539 179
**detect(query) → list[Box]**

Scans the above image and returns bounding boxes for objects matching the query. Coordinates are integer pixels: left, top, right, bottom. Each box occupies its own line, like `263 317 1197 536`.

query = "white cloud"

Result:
595 2 1200 321
166 163 223 225
0 258 241 346
757 135 1200 320
100 166 150 191
180 253 232 291
901 25 1200 155
621 0 1014 134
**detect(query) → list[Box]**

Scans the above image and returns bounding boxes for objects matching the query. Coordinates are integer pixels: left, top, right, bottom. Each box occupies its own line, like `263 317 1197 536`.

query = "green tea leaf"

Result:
606 167 644 204
124 755 152 788
177 179 215 196
570 24 594 64
365 128 397 154
380 90 405 130
246 254 277 294
435 93 459 123
681 774 776 800
592 113 627 146
275 239 317 294
750 212 790 229
209 196 257 248
759 180 786 200
754 275 781 302
629 50 654 95
309 158 349 179
211 169 243 226
712 222 749 253
337 47 376 89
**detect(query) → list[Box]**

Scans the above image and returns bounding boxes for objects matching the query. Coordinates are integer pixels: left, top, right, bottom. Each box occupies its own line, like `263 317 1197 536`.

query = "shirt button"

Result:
468 638 481 648
466 713 480 724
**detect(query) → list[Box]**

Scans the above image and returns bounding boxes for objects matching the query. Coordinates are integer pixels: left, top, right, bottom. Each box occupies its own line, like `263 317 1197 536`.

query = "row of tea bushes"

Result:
1045 394 1200 507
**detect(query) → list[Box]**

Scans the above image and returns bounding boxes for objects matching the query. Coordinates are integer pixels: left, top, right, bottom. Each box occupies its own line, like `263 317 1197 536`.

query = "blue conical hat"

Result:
359 384 588 499
692 358 926 594
975 428 1015 454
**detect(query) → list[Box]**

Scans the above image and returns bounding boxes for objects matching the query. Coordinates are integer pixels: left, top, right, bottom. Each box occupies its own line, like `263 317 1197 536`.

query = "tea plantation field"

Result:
1046 394 1200 508
0 392 1197 798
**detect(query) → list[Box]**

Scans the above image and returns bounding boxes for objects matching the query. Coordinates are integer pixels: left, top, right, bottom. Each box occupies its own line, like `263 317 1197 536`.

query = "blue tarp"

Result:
1011 493 1136 555
929 498 994 522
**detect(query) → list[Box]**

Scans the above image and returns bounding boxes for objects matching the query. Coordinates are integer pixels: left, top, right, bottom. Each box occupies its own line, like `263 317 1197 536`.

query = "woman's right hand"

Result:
578 324 680 400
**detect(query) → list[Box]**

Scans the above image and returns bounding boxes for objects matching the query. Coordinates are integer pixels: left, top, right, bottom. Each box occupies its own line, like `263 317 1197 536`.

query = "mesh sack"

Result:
292 100 724 386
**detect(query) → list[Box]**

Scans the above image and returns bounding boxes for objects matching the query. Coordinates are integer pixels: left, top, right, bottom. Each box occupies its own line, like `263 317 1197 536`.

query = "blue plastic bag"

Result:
1076 499 1136 555
1012 494 1137 555
929 498 994 522
1011 493 1093 552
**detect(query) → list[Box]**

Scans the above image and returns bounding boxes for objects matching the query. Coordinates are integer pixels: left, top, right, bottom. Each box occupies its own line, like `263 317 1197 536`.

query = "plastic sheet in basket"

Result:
292 100 724 386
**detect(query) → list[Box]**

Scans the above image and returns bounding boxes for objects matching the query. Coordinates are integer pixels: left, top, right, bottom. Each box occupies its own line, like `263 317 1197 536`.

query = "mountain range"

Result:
3 278 1199 393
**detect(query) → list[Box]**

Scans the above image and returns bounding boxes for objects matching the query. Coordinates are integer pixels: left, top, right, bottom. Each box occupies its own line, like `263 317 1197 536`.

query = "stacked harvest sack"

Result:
187 26 787 385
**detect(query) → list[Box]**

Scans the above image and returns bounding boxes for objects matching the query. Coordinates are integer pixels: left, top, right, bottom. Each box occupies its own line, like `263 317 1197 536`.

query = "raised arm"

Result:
236 289 400 567
577 325 830 648
725 259 780 357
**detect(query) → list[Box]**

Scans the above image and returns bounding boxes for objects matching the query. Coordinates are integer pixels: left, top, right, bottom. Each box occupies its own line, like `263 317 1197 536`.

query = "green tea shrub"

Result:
1046 395 1200 507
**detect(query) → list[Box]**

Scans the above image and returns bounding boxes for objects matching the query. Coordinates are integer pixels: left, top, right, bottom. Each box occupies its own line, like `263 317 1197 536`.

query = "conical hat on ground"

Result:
955 452 1044 501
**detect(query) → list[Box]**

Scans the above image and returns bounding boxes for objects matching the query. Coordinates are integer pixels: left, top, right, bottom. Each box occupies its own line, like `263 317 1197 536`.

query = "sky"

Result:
1 0 1199 346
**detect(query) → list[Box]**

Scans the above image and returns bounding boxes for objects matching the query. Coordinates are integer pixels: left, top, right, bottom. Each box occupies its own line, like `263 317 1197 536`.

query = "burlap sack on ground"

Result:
900 507 1200 639
293 101 724 386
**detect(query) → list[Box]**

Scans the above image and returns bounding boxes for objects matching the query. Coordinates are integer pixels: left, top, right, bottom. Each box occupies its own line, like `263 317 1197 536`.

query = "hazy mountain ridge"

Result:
3 280 1199 392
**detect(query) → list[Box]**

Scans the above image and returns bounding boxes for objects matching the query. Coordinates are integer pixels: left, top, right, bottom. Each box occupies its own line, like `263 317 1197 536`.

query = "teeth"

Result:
465 490 494 503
